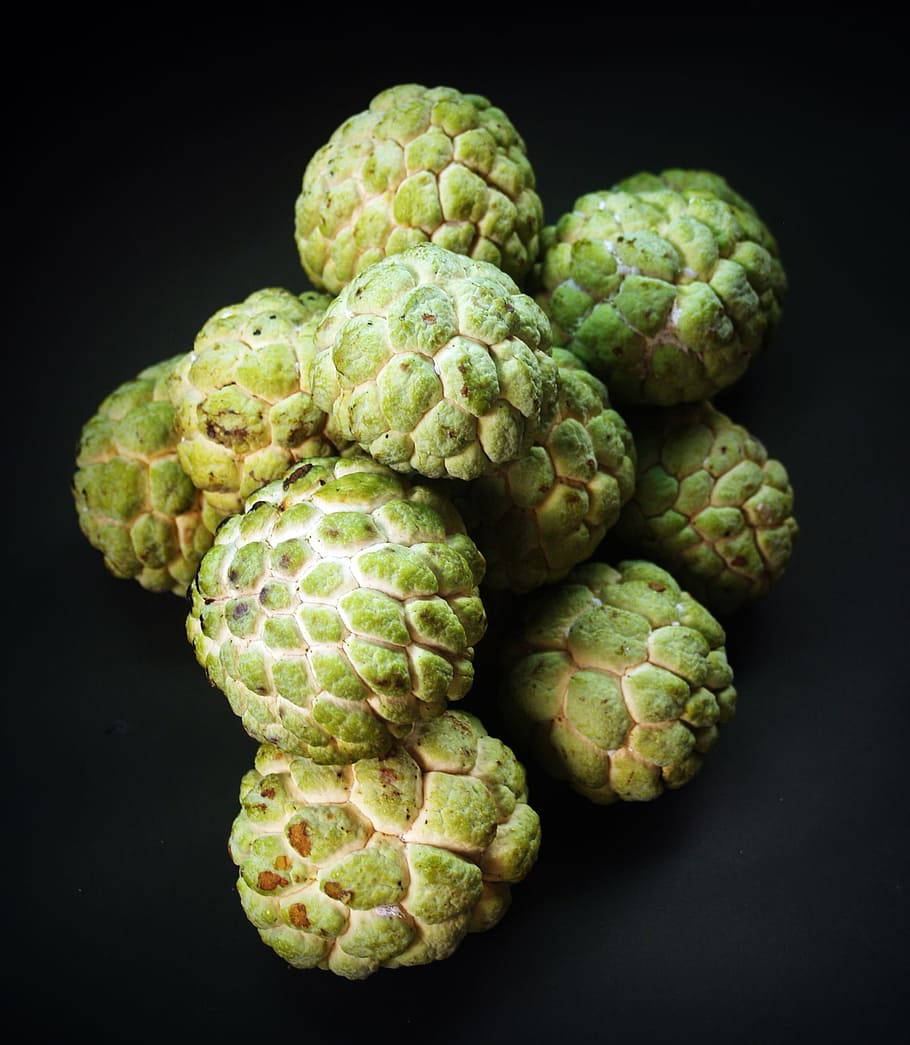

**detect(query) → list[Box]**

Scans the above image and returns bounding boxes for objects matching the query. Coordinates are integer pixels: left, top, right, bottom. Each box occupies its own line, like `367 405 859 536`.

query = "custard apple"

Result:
533 169 786 404
502 560 737 803
295 84 544 293
311 242 556 480
73 355 212 595
168 287 344 531
450 350 637 592
230 710 540 979
615 402 798 612
188 456 487 762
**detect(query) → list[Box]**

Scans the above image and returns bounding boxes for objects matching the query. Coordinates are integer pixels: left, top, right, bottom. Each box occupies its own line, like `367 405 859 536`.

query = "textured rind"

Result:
615 402 798 613
188 456 487 761
502 559 737 803
73 355 213 595
311 242 556 480
229 710 540 979
533 168 787 405
450 350 637 592
168 288 347 530
295 84 544 293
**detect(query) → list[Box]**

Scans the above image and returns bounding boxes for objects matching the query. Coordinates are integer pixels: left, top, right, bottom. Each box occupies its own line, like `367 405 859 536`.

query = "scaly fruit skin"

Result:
295 84 544 294
312 242 556 480
451 350 637 592
533 169 786 405
168 288 344 531
615 402 798 613
73 356 212 595
502 560 737 803
230 710 540 980
188 456 487 762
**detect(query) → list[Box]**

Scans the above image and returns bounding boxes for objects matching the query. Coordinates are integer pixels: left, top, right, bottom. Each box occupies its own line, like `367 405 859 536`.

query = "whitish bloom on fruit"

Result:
230 711 540 979
616 402 798 613
502 560 737 803
188 457 487 762
534 169 787 405
451 350 636 592
168 288 344 531
73 356 212 595
295 84 544 294
311 243 556 480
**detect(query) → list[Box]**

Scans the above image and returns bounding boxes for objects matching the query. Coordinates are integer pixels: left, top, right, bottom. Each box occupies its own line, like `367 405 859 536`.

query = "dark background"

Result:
8 17 908 1043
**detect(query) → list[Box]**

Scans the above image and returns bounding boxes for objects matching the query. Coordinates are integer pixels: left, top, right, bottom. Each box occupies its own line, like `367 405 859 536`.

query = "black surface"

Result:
9 18 908 1044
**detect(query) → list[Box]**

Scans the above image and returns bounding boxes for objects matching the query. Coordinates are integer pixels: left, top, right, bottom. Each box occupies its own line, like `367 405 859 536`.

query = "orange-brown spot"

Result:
647 581 667 592
289 903 310 929
257 870 288 891
261 787 276 799
288 820 312 857
323 881 353 904
380 766 400 784
274 854 292 870
422 313 436 323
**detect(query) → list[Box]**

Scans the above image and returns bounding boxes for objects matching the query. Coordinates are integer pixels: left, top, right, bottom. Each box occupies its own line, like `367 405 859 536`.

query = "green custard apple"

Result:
230 710 540 979
295 84 544 293
73 356 212 595
615 402 798 612
311 242 556 480
188 456 487 762
502 560 737 803
533 169 786 404
168 287 344 531
451 350 636 592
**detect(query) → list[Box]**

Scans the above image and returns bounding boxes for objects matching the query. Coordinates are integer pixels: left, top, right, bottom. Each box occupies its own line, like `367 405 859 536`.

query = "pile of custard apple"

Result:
73 85 797 979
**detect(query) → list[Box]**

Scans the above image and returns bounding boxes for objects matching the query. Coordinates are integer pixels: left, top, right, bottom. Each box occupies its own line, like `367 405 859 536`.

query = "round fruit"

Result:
502 560 737 803
73 355 212 595
311 242 556 480
615 402 797 612
295 84 544 293
534 169 786 404
188 456 487 762
451 350 636 592
230 710 540 979
168 287 343 530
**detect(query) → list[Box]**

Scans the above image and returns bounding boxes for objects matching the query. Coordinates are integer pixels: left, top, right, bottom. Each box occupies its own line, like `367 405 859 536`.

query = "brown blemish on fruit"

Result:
257 870 288 891
204 415 250 447
289 903 310 928
647 581 667 592
380 766 400 784
323 881 353 904
288 821 312 857
284 464 314 488
261 787 276 799
285 425 309 446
